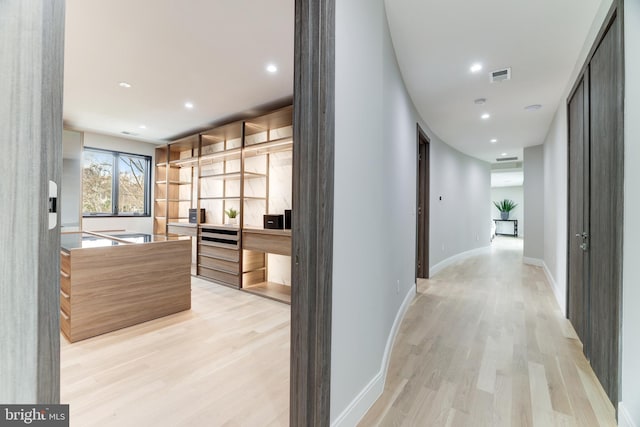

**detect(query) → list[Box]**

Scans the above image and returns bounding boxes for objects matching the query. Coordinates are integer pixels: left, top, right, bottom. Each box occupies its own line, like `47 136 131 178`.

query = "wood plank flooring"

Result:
61 277 290 427
360 237 617 427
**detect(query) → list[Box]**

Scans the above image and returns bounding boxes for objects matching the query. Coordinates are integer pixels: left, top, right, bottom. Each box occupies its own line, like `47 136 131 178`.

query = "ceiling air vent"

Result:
496 156 518 162
490 67 511 83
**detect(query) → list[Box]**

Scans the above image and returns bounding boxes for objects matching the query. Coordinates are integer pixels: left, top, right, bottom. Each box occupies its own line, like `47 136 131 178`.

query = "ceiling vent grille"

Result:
490 67 511 83
496 156 518 162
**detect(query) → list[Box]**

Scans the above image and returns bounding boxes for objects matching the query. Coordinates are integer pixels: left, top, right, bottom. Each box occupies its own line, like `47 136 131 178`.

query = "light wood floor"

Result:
360 237 617 427
61 277 290 427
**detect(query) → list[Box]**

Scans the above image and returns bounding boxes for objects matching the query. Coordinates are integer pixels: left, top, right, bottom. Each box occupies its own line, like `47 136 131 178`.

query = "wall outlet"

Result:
441 244 445 252
396 279 400 294
476 233 479 241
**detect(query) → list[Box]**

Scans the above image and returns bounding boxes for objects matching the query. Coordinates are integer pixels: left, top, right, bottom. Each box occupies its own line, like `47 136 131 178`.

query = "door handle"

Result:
575 232 588 238
580 242 589 251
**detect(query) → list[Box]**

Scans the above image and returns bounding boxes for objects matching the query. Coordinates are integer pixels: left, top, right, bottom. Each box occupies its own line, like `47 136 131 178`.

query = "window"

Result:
83 148 151 216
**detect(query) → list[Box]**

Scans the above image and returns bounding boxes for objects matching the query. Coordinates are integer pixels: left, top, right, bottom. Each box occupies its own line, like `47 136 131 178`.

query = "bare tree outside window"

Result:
82 148 150 216
119 155 146 213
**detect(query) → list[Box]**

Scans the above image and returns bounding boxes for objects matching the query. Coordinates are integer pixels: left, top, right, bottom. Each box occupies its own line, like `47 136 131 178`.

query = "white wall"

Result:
81 132 157 234
61 130 83 228
523 145 545 261
490 186 523 237
622 0 640 425
332 0 490 424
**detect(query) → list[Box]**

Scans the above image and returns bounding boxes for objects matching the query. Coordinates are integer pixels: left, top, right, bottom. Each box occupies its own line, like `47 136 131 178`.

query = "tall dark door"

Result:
586 16 623 404
566 7 623 407
417 127 430 279
567 76 589 348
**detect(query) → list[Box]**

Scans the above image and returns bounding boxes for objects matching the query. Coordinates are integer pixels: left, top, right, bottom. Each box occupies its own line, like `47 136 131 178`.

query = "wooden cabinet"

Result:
59 232 191 342
153 105 293 303
197 225 241 287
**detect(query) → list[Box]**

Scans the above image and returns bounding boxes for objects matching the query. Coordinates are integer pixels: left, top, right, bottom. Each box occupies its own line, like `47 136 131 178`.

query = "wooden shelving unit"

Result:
240 106 293 303
153 105 293 303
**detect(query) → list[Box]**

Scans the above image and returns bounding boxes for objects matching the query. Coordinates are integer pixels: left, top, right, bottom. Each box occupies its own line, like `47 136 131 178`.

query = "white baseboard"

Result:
542 261 566 316
523 257 544 267
330 284 416 427
429 245 491 278
619 402 637 427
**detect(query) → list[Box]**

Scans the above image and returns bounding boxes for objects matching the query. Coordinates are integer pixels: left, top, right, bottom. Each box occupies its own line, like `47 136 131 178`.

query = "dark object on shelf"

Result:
264 214 284 229
284 209 291 229
189 208 205 224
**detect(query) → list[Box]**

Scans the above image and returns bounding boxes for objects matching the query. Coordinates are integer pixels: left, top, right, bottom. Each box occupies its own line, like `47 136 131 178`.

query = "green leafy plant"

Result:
225 208 238 219
493 199 518 213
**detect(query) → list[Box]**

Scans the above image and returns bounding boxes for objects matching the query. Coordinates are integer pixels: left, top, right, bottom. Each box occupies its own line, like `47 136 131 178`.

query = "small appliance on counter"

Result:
189 208 205 224
264 214 284 229
285 209 291 229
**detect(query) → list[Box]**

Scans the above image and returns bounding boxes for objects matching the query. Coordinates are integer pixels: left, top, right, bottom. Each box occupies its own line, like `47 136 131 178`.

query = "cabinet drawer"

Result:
198 266 240 287
60 290 70 316
60 272 71 295
60 251 70 274
198 245 239 262
168 224 197 236
198 256 240 274
243 232 291 256
60 310 70 339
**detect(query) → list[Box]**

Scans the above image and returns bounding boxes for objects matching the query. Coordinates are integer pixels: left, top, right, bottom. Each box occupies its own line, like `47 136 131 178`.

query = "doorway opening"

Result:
416 125 430 279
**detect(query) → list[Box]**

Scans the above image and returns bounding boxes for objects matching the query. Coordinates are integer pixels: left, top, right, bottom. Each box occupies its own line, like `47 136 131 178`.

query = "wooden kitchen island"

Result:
60 231 191 342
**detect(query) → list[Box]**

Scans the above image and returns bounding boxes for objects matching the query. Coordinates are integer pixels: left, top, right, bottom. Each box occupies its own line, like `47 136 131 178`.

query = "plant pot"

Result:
500 212 509 220
228 217 238 226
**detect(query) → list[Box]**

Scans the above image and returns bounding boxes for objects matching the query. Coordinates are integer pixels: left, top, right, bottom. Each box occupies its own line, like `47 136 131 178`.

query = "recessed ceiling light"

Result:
481 113 491 120
490 139 498 143
474 98 487 105
501 152 507 156
525 104 543 111
470 63 483 73
139 125 147 129
266 64 278 73
119 82 131 88
184 102 194 109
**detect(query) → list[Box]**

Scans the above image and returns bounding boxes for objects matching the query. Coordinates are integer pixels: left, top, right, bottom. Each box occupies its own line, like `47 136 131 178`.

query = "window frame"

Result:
82 147 152 218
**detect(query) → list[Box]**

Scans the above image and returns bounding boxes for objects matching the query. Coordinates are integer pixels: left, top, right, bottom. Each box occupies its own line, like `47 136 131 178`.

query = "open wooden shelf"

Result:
242 282 291 304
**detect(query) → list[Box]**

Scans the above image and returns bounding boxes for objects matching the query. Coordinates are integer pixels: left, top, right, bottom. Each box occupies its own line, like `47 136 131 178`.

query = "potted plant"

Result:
493 199 517 220
225 207 239 225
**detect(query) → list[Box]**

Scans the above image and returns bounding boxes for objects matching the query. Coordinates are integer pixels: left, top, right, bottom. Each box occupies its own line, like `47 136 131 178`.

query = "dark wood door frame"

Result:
416 125 430 279
291 0 335 425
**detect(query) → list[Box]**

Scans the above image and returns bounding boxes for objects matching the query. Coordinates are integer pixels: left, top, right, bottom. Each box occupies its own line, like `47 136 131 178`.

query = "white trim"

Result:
429 245 491 278
523 257 544 267
330 284 416 427
619 402 637 427
542 261 565 316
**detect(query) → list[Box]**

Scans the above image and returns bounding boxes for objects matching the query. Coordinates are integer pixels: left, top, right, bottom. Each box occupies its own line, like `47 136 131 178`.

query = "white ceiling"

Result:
63 0 294 143
384 0 602 163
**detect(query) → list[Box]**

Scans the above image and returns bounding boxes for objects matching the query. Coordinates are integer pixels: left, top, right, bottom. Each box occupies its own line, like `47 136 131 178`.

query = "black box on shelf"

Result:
189 208 205 224
264 214 284 229
284 209 291 229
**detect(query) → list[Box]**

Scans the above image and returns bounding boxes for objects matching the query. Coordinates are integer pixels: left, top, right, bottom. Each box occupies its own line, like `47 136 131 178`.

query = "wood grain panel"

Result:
567 77 588 347
198 245 239 262
64 239 191 342
61 250 70 273
0 0 64 404
292 0 335 423
243 230 291 256
198 266 241 287
243 250 266 272
587 14 623 405
197 255 240 274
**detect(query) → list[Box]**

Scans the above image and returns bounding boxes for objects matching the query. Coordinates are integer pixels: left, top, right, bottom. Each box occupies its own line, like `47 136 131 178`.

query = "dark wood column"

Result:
291 0 335 425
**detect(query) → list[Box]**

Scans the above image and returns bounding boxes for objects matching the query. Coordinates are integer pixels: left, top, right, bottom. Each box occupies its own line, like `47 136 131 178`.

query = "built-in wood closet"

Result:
567 1 624 407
